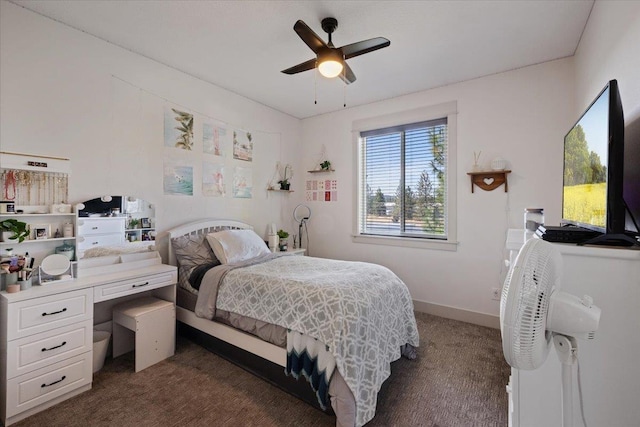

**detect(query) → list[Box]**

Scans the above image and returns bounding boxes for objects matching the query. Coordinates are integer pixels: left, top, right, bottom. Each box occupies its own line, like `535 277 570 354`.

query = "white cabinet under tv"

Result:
505 230 640 427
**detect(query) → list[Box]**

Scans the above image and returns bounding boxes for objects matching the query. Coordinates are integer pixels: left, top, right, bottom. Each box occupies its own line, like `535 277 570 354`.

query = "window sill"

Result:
351 234 458 251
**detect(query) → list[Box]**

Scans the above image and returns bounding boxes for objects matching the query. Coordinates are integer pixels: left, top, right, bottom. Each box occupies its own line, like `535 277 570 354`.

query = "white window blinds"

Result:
359 118 448 239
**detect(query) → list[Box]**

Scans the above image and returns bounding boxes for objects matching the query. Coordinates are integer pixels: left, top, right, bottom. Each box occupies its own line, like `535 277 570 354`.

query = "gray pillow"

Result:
171 234 218 294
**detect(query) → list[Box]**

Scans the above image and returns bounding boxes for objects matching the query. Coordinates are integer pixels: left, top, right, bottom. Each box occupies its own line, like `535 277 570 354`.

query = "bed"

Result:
167 219 419 427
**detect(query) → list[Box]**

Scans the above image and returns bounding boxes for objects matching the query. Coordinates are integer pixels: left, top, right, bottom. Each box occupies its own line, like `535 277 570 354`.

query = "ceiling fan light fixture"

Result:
317 50 343 78
318 60 343 78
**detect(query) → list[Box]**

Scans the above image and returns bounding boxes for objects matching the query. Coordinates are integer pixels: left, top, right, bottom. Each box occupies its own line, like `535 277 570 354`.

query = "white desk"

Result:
0 257 177 426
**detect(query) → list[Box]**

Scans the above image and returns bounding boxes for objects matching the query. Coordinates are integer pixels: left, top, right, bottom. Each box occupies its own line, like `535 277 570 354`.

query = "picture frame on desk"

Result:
141 217 151 229
33 224 50 240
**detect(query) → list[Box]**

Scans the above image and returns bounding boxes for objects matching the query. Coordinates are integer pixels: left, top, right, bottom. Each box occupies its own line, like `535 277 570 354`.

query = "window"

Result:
353 102 457 250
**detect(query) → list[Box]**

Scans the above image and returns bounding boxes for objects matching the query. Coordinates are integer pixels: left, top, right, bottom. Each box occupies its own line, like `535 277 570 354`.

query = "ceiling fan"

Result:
281 18 390 84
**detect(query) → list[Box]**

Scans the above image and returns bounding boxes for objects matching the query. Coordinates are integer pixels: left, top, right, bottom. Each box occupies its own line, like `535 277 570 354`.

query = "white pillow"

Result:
206 229 270 264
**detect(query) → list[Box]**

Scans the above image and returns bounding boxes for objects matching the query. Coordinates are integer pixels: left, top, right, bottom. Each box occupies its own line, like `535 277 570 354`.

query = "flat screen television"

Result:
562 79 638 246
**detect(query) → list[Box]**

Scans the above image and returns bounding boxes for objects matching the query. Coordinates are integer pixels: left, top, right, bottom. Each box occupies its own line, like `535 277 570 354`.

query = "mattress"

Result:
176 285 286 347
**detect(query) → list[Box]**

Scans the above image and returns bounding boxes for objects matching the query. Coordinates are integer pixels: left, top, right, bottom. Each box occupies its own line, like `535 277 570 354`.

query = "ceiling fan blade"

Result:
340 37 390 60
293 20 328 54
281 58 317 75
339 62 356 85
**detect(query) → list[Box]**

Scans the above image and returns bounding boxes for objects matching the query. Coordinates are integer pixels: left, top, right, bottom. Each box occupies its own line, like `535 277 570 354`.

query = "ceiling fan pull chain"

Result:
343 58 347 108
343 84 347 108
314 66 318 105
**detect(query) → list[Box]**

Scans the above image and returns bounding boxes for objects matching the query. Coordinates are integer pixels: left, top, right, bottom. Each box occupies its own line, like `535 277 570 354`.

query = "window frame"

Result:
352 101 458 251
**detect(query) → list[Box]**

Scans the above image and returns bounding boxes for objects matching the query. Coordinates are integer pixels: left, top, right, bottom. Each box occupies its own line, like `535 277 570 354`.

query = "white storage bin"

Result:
93 331 111 373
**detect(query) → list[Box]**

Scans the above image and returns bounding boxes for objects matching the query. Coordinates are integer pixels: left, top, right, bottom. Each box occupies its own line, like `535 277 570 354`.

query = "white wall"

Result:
0 2 301 249
574 1 640 122
297 59 575 324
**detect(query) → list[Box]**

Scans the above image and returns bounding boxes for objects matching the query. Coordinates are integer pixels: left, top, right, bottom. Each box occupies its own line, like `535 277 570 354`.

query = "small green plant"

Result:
278 179 289 190
277 229 289 240
0 219 30 243
128 218 140 229
277 229 289 251
278 164 293 190
320 160 332 170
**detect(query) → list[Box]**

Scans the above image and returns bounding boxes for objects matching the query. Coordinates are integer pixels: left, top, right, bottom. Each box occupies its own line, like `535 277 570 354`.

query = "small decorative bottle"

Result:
63 223 74 238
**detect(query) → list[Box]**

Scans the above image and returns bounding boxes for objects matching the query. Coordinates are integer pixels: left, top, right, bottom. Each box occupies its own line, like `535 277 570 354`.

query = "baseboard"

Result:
413 299 500 329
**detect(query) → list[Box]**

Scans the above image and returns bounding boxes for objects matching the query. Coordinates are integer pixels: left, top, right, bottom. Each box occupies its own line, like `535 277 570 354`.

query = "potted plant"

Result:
0 219 30 243
278 179 290 191
320 160 332 171
278 164 293 191
277 229 289 251
128 218 140 229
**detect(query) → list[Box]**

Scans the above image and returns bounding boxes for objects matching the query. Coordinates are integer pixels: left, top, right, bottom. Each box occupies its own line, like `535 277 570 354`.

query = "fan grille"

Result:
501 239 561 370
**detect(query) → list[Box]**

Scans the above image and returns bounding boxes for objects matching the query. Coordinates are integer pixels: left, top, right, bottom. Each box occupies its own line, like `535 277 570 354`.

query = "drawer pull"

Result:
42 341 67 352
91 226 98 230
42 308 67 317
41 376 66 388
132 281 150 288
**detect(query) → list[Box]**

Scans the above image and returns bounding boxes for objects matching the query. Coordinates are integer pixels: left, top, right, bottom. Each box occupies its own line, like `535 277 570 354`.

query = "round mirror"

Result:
41 254 71 276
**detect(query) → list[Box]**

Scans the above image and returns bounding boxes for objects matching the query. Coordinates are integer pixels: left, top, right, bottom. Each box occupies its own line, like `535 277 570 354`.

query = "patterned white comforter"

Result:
200 255 419 426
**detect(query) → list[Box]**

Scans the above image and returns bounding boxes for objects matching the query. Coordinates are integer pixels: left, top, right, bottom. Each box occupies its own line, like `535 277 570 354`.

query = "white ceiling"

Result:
13 0 594 119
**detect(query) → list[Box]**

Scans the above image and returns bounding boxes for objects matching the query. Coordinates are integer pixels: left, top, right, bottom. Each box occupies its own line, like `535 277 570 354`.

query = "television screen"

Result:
562 86 610 232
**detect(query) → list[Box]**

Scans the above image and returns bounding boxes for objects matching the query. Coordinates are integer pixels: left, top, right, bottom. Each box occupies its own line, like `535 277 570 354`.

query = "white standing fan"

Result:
500 238 601 427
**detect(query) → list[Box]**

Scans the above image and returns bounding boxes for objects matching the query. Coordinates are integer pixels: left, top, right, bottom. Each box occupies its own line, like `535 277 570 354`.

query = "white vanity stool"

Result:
112 296 175 372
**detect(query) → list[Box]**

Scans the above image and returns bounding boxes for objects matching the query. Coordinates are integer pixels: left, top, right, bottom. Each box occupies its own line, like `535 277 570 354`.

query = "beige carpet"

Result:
14 312 509 427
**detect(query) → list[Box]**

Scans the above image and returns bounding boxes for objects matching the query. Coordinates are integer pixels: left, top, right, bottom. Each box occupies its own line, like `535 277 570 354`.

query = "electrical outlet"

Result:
491 287 501 301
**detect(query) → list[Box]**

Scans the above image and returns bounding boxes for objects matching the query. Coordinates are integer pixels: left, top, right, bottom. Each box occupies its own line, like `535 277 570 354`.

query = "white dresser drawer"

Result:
7 289 93 340
94 272 176 303
77 233 124 251
7 319 93 379
6 352 92 418
76 218 125 236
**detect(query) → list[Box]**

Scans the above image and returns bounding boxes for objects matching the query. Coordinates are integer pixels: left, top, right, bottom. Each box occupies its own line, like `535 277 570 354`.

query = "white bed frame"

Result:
167 219 286 366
